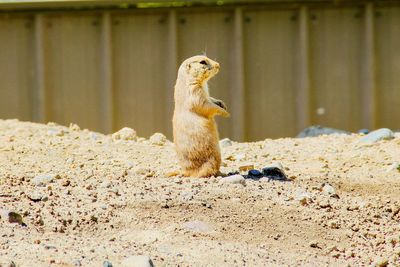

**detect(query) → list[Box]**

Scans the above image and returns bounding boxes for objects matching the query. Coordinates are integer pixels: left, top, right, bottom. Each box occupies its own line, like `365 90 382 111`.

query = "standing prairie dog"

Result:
173 55 229 177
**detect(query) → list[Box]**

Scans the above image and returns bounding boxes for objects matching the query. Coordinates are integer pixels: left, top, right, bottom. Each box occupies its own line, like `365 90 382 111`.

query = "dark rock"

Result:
262 167 288 181
0 209 26 226
297 125 349 138
246 169 263 179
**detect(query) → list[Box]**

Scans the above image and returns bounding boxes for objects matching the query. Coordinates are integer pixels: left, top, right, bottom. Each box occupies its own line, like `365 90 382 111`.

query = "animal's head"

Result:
178 55 220 84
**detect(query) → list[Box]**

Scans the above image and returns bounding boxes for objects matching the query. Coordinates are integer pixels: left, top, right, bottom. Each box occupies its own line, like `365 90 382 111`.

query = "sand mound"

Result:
1 119 400 266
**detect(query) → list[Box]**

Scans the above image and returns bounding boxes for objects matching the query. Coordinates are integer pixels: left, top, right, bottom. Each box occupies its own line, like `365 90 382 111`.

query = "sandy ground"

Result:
0 119 400 267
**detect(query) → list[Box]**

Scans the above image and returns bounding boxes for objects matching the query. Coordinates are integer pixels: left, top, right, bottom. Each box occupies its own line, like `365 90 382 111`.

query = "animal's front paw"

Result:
211 98 227 111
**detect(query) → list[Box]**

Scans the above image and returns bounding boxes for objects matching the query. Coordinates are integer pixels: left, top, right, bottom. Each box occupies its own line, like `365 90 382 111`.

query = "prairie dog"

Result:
172 55 229 177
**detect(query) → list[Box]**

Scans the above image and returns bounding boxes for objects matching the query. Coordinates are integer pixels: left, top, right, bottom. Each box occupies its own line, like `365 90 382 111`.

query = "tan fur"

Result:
172 55 229 178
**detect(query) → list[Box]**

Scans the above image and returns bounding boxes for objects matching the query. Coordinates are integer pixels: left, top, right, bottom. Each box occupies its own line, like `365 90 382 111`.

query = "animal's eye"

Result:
199 60 208 65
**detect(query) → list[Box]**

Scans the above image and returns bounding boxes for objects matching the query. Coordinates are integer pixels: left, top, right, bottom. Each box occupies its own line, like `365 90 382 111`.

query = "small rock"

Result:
183 220 213 233
295 191 312 205
112 127 137 141
100 180 112 188
309 240 322 249
27 190 46 202
103 261 113 267
238 164 254 172
262 167 288 181
360 128 394 143
219 138 232 148
0 209 25 226
246 169 263 179
32 174 57 186
318 199 331 209
219 175 245 185
372 257 388 267
121 255 154 267
135 168 155 177
73 259 82 266
69 123 80 131
358 128 369 134
61 179 71 187
386 162 400 172
297 125 349 138
321 183 337 197
149 133 167 146
47 128 66 137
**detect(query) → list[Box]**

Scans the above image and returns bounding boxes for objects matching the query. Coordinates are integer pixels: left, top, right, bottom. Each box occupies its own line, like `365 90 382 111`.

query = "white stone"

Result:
219 175 245 185
322 183 336 196
32 174 56 186
121 255 154 267
183 220 213 233
112 127 137 141
360 128 394 143
149 133 167 146
219 138 232 148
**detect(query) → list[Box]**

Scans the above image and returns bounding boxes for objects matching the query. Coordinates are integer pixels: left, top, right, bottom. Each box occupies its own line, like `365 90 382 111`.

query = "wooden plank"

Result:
100 12 114 133
0 15 34 121
177 9 234 139
309 7 363 131
375 6 400 130
33 14 46 122
112 11 169 137
296 5 311 132
231 8 245 141
361 2 376 130
243 9 298 140
44 13 103 130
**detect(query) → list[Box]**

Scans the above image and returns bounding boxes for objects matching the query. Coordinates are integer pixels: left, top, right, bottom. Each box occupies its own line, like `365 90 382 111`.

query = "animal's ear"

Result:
185 63 191 73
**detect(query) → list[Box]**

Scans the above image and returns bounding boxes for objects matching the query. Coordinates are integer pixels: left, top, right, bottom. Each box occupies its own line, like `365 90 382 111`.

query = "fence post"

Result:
166 10 178 137
297 5 311 132
33 14 46 122
232 7 245 141
362 2 377 129
100 12 114 133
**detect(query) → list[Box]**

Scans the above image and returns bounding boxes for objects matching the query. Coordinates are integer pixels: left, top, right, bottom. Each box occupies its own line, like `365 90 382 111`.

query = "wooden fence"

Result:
0 2 399 141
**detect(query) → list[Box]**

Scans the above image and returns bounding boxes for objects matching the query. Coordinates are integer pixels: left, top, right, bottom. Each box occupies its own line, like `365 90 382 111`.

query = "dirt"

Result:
0 119 400 267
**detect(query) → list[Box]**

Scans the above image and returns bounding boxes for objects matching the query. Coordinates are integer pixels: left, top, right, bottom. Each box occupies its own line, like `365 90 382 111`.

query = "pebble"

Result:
358 129 370 134
219 138 232 148
47 128 66 137
360 128 394 143
295 191 312 205
183 220 213 233
238 164 254 172
103 260 113 267
0 209 25 226
27 190 46 202
262 167 288 181
149 133 167 146
297 125 349 138
247 169 263 179
69 123 81 131
219 175 245 185
112 127 137 141
321 183 337 196
73 259 82 266
386 162 400 172
121 255 154 267
32 174 57 186
372 257 388 267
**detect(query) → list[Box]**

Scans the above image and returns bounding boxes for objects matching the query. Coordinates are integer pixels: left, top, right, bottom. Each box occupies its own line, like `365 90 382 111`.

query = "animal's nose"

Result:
214 63 220 70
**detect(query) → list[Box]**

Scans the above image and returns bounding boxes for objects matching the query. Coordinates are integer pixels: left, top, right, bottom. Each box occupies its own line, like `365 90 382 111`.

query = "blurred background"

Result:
0 0 399 142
